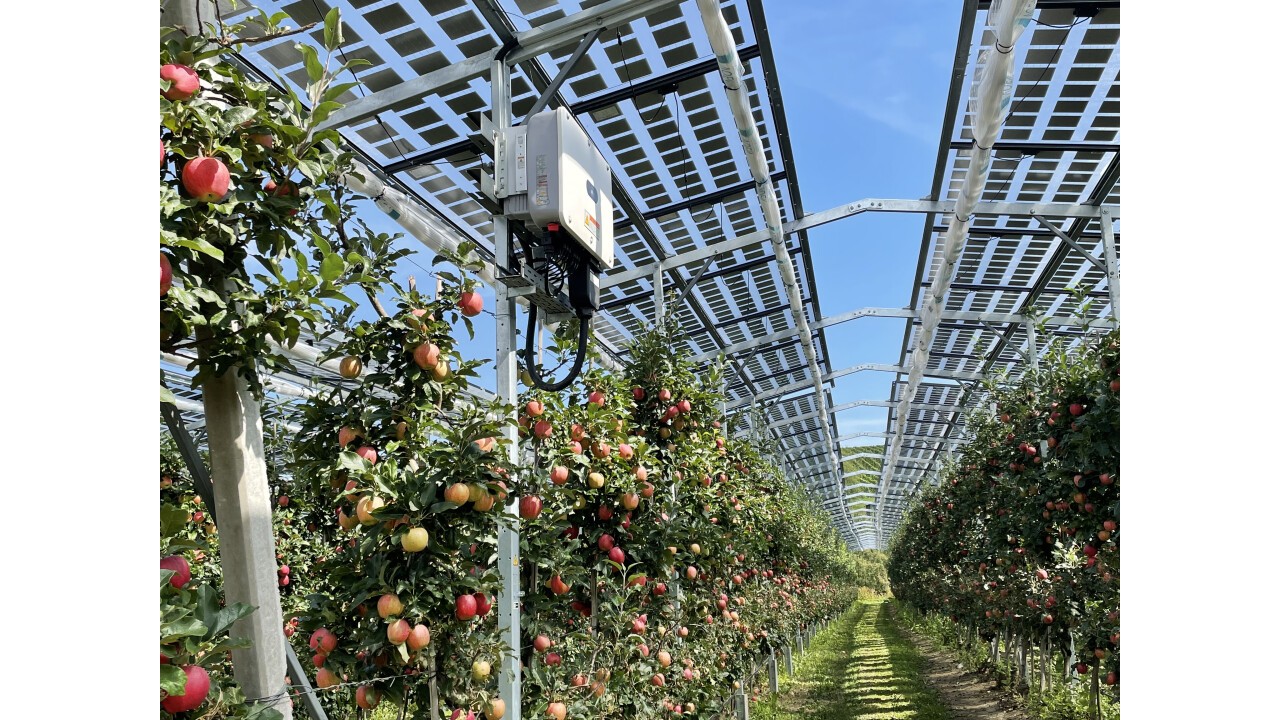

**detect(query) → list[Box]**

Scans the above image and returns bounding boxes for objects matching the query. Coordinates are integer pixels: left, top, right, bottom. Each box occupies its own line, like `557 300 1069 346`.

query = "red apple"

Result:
339 426 359 447
160 555 191 589
181 156 230 202
598 534 615 551
618 443 634 459
533 420 553 440
161 665 210 712
547 701 566 720
407 624 431 651
658 388 672 402
377 593 403 619
533 635 551 653
519 495 543 519
356 685 382 710
609 547 625 564
355 445 378 464
160 63 200 101
387 619 411 645
548 575 569 595
587 390 606 406
544 652 562 667
550 465 570 485
413 343 441 369
458 291 483 317
526 400 544 417
310 628 337 654
473 592 492 617
1069 403 1085 416
455 594 478 621
632 386 646 401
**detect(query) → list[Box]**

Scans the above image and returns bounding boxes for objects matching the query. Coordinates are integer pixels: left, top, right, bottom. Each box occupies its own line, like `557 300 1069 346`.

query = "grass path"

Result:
754 600 949 720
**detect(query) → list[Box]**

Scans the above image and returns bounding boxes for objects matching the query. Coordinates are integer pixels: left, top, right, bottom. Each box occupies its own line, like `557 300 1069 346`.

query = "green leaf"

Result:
160 664 189 695
195 584 256 640
339 450 370 471
297 158 324 182
320 253 344 283
311 101 344 125
297 44 324 84
318 289 359 307
161 504 189 538
172 235 225 261
323 7 343 51
161 385 176 406
161 615 207 644
222 105 258 130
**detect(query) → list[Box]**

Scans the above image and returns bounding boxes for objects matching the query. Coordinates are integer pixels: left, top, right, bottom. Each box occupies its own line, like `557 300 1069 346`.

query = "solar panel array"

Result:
873 0 1120 545
161 0 1120 550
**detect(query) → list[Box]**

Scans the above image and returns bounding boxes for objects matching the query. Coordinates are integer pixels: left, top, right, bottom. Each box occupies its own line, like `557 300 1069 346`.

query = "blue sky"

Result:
330 1 961 441
744 0 957 437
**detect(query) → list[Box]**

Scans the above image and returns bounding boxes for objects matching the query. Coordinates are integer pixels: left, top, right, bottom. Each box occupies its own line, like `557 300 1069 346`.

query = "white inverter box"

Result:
503 107 615 269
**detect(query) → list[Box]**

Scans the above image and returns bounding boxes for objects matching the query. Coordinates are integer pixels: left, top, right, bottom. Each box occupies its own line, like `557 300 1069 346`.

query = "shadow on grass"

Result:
754 601 950 720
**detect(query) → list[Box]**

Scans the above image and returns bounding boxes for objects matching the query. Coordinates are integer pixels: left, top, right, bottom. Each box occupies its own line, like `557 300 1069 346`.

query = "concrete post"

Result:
783 645 793 675
734 688 749 719
201 369 292 719
768 650 779 692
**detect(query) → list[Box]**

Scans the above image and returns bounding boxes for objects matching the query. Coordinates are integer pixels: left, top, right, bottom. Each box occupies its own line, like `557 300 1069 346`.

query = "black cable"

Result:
523 304 590 391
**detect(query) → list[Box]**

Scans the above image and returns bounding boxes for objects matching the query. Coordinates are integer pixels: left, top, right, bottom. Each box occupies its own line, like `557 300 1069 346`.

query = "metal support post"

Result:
1025 320 1039 372
734 688 750 719
653 265 665 322
1099 208 1120 321
492 56 523 720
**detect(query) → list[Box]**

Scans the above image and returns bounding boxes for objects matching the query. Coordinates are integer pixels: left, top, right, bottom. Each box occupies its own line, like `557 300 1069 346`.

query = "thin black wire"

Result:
983 15 1089 204
642 92 670 124
1031 16 1091 29
615 28 635 91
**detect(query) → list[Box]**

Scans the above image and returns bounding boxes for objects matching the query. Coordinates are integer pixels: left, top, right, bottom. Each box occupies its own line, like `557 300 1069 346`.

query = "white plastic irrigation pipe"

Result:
877 0 1037 546
693 0 851 539
343 164 496 285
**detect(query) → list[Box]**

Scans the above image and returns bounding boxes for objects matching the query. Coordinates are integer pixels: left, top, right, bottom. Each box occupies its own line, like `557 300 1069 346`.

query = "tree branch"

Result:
213 22 320 48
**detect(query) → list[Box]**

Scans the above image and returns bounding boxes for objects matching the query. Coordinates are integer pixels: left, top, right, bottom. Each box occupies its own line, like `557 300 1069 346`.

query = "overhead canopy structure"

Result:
163 0 1119 551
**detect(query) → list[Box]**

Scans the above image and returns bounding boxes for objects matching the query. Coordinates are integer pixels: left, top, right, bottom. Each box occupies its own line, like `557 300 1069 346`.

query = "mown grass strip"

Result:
754 600 949 720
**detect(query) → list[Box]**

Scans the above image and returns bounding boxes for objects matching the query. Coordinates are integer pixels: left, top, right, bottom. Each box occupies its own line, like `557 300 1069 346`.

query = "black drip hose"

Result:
523 303 591 392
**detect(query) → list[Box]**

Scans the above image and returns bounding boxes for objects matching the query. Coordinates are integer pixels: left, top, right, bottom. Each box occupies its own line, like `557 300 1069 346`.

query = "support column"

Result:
768 650 779 692
1025 320 1039 372
492 56 522 720
201 369 292 719
734 687 750 719
783 645 793 674
653 265 666 322
1099 208 1120 321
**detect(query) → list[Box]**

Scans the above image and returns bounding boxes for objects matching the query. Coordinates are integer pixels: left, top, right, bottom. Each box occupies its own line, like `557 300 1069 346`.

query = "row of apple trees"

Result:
282 300 866 719
886 329 1119 689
